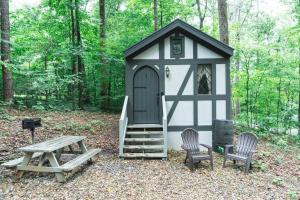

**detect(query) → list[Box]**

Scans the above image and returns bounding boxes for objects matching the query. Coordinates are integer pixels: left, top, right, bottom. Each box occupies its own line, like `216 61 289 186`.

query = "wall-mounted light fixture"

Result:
165 66 170 78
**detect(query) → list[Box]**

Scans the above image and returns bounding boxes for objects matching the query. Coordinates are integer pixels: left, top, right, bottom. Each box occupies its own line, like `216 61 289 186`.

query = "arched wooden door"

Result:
133 66 159 124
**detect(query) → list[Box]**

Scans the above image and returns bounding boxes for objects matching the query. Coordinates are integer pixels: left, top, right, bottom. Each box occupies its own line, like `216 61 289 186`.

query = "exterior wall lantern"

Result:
165 66 170 78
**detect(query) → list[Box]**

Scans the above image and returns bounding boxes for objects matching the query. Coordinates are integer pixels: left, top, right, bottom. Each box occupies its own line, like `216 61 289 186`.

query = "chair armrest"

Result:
224 144 234 156
199 143 212 150
181 145 189 150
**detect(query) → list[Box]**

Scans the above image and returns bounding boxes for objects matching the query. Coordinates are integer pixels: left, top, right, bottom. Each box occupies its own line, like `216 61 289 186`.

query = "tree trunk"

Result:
298 48 300 134
160 0 163 28
245 61 250 127
70 0 77 109
44 54 49 104
99 0 109 110
196 0 208 30
276 77 282 133
217 0 229 44
0 0 13 101
154 0 158 31
75 0 85 110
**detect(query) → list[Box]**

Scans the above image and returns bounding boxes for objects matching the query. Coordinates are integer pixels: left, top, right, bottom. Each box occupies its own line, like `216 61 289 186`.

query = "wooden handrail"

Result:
119 96 128 157
162 95 167 120
162 95 168 158
120 96 128 121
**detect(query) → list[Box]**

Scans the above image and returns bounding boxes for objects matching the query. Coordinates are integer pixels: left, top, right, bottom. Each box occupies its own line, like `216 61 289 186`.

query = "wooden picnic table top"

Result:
17 135 85 153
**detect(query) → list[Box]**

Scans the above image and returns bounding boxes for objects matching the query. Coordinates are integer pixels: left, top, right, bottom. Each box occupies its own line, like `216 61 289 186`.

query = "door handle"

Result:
156 93 159 106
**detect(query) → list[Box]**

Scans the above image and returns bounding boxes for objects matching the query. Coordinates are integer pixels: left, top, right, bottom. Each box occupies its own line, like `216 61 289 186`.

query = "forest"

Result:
0 0 299 139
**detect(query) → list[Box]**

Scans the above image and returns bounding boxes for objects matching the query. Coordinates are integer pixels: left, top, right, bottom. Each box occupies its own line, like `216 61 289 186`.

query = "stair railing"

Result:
162 95 168 158
119 96 128 157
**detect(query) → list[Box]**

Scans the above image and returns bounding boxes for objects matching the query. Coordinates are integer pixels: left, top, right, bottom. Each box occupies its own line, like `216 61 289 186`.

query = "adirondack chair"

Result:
181 128 213 171
223 132 258 173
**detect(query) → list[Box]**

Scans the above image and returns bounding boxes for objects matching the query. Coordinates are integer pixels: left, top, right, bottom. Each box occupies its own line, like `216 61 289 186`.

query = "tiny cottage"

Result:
119 19 234 159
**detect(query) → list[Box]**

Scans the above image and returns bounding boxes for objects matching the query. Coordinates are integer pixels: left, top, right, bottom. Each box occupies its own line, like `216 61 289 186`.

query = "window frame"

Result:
197 64 213 95
170 36 185 58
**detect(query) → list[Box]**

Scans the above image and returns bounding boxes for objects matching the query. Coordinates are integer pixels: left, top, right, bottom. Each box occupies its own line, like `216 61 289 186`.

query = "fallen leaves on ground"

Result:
0 108 299 200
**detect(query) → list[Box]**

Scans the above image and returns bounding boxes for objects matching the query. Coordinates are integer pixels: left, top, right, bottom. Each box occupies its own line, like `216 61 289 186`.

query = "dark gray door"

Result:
133 66 159 124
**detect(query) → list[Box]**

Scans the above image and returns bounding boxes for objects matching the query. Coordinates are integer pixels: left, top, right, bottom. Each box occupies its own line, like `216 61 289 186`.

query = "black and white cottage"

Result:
119 19 234 159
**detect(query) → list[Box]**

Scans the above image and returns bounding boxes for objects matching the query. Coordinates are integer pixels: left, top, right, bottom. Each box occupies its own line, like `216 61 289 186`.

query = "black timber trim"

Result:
125 39 231 127
159 40 164 59
165 95 227 101
125 19 234 58
129 58 226 65
193 42 197 126
167 66 193 123
226 60 231 119
168 126 212 131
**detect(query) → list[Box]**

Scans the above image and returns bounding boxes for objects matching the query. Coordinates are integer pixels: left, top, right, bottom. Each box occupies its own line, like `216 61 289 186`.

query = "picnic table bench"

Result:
1 136 100 182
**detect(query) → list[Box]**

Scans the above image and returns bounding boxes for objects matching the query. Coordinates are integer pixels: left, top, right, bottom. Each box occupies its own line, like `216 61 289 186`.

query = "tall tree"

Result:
99 0 108 110
75 0 85 109
196 0 208 30
217 0 229 44
0 0 13 101
154 0 158 31
70 0 78 109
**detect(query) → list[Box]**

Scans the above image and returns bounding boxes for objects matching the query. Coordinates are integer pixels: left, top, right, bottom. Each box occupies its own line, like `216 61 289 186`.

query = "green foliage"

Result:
252 160 268 172
272 177 284 186
0 109 15 121
288 190 299 199
0 0 298 143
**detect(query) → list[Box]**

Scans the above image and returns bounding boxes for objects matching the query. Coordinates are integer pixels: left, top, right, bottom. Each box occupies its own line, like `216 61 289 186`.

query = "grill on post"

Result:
213 119 233 152
22 118 42 144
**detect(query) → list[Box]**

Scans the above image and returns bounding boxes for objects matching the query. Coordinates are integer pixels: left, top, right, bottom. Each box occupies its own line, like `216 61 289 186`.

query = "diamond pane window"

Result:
197 64 212 94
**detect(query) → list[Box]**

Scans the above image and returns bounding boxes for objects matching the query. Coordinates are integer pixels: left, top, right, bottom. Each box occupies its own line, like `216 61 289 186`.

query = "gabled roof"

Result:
125 19 234 59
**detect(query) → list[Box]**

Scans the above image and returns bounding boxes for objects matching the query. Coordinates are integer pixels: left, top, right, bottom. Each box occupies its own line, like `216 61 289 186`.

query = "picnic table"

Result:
2 136 100 182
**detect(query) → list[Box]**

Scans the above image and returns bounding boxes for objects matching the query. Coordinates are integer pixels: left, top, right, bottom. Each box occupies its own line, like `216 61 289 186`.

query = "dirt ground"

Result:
0 108 299 200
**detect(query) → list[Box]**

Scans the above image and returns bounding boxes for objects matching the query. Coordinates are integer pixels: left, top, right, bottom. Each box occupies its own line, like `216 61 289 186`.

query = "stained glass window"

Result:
197 64 212 94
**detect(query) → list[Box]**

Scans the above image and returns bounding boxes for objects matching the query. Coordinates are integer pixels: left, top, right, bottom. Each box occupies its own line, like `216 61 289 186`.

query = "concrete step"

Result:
123 145 164 150
124 138 164 142
123 153 165 158
127 124 162 129
126 131 163 135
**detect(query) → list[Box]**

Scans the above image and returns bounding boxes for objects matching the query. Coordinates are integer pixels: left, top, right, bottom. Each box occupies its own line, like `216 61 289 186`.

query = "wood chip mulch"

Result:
0 108 299 200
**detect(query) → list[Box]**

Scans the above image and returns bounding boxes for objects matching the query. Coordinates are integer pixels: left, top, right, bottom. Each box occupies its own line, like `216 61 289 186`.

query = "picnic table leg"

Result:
77 141 87 153
68 145 74 154
77 140 93 164
55 148 63 161
38 153 47 167
16 152 33 178
46 152 65 183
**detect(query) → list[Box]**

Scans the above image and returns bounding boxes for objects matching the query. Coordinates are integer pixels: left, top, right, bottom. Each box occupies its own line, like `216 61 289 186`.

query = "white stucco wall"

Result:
197 44 223 59
216 64 226 95
169 101 194 126
198 101 212 125
167 131 212 150
165 65 191 95
216 100 226 120
184 36 193 59
133 44 159 60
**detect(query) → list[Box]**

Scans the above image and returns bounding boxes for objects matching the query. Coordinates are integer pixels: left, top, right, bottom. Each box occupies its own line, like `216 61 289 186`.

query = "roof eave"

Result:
124 19 234 58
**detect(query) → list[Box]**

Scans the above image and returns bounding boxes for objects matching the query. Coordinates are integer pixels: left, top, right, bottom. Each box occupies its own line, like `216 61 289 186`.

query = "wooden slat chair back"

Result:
181 128 213 171
236 133 258 157
223 132 258 174
181 128 199 155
